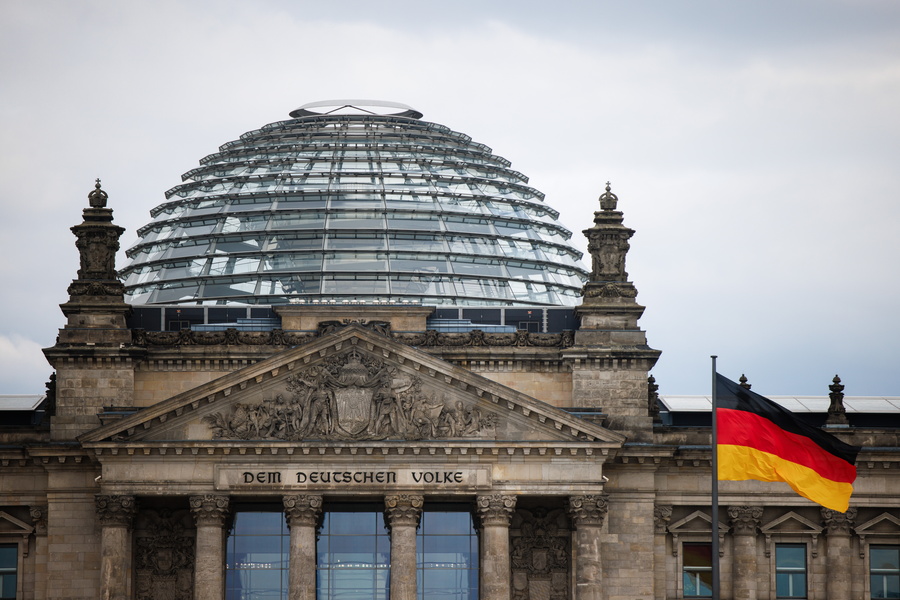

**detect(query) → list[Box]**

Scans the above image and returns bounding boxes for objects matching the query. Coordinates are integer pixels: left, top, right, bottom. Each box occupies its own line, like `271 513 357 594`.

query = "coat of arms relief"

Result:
203 349 497 441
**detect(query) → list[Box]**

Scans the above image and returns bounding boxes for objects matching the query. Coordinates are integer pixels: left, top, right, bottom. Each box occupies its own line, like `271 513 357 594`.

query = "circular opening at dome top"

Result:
289 100 423 120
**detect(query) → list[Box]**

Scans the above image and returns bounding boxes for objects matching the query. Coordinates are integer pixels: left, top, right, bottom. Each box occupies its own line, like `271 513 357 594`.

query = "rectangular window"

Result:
417 510 479 600
776 544 807 598
226 512 289 600
682 542 712 598
871 545 900 599
0 544 18 600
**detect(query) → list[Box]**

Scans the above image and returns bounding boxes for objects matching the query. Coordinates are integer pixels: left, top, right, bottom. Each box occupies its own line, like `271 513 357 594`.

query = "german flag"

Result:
716 373 860 512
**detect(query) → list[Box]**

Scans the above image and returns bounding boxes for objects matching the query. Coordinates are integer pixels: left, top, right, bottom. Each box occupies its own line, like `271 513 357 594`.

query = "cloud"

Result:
0 334 51 394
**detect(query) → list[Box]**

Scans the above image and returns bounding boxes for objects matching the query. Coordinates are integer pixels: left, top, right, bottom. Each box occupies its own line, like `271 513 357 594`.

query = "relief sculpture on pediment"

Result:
203 349 497 441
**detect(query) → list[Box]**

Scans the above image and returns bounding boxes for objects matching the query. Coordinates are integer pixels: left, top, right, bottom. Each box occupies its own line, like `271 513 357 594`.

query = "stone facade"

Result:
0 183 898 600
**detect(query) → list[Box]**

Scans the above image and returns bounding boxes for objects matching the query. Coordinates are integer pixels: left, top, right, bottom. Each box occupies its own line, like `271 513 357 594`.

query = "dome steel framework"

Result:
120 101 589 306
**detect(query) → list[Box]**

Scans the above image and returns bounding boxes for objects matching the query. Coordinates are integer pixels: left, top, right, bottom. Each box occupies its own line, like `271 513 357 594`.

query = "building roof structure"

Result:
120 100 589 307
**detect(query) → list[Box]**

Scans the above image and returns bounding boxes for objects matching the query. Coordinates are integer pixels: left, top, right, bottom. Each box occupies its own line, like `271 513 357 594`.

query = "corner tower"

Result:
43 181 143 439
566 184 661 441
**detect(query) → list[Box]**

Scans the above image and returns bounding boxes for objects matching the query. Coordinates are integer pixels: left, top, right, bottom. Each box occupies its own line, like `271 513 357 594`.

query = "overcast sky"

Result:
1 0 898 397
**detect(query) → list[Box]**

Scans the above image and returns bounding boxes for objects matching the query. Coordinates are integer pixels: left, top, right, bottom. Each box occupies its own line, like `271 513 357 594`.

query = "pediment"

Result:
760 511 823 536
668 511 727 536
80 325 625 448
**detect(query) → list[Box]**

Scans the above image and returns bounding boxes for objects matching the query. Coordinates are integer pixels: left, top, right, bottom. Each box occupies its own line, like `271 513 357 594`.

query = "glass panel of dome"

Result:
326 213 386 230
389 276 457 297
208 257 260 276
259 277 320 296
160 259 208 280
323 252 388 272
390 254 450 273
277 194 328 208
166 242 211 260
180 221 217 236
443 216 493 235
202 279 259 298
270 213 326 230
263 254 323 272
149 284 200 304
386 216 441 232
326 234 387 250
387 234 447 252
267 234 324 251
507 265 550 282
328 198 384 209
221 215 268 233
321 276 388 295
450 258 506 278
214 238 262 253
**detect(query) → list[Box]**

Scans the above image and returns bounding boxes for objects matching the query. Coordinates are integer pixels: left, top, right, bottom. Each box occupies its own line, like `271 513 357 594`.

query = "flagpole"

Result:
711 355 720 600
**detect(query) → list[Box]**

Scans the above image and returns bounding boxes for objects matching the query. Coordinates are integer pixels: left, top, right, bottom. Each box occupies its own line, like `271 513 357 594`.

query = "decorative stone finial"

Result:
88 179 108 208
739 374 751 390
826 374 849 426
648 374 662 423
599 181 618 211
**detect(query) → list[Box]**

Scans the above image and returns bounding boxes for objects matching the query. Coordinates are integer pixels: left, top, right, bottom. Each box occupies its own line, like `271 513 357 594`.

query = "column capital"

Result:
190 494 230 527
728 506 763 536
283 495 323 528
95 494 137 527
567 495 608 527
822 507 857 536
384 494 424 529
477 494 517 527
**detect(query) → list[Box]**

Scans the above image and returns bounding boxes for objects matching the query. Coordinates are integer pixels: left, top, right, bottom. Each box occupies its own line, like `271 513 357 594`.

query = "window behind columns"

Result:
416 508 479 600
775 543 807 599
316 505 391 600
226 511 289 600
682 542 712 598
0 544 16 600
870 545 900 599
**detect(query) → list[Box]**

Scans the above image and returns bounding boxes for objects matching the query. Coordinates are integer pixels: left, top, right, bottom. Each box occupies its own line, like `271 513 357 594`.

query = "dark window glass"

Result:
871 545 900 599
317 507 390 600
683 542 712 598
0 544 16 600
226 512 288 600
776 544 807 598
417 510 479 600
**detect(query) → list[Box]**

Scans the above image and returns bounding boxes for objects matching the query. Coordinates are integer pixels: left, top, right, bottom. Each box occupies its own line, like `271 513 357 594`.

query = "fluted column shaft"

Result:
190 495 230 600
477 494 516 600
823 508 856 599
568 495 608 600
728 506 762 600
385 495 424 600
284 495 323 600
96 495 137 600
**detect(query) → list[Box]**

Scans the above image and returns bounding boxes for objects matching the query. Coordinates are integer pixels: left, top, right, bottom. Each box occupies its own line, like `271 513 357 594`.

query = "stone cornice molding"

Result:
476 494 516 526
190 494 229 527
283 494 323 528
384 495 424 529
96 494 137 527
728 506 763 536
567 495 609 528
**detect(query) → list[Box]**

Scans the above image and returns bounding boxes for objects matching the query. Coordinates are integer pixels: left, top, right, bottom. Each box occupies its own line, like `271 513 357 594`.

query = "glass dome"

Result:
120 101 589 306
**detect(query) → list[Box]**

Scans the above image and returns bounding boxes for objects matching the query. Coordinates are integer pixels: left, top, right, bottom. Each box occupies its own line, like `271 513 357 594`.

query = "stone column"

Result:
567 495 608 600
477 494 516 600
30 506 48 600
653 505 672 600
284 495 323 600
823 507 856 600
96 495 137 600
728 506 762 600
190 494 230 600
385 494 424 600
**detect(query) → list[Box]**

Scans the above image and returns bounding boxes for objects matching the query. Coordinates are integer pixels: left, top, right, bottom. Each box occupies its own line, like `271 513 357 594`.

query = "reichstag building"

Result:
1 101 898 600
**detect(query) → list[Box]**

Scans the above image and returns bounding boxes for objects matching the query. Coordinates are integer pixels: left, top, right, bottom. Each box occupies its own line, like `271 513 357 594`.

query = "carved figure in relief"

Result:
203 349 497 441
